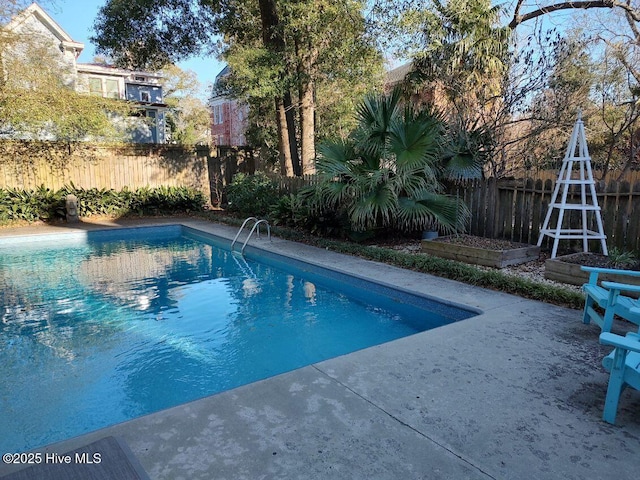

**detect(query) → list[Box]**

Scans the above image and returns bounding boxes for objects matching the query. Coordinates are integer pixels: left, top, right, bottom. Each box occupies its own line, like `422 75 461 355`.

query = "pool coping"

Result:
1 218 639 480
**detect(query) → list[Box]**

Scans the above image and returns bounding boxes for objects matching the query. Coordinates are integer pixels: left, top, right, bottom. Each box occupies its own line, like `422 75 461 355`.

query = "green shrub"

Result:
0 185 64 221
270 193 310 228
270 188 351 237
125 185 206 216
0 185 205 221
607 247 638 269
225 172 279 218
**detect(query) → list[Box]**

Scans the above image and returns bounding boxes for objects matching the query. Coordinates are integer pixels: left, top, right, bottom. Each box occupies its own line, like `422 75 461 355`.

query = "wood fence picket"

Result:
276 173 640 252
447 178 640 253
1 143 638 253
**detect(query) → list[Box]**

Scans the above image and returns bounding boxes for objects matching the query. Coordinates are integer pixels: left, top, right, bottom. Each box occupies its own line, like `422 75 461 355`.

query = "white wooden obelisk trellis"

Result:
537 112 608 258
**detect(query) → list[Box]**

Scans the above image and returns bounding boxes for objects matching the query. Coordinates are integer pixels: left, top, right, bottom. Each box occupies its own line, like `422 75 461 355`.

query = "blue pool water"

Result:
0 225 475 453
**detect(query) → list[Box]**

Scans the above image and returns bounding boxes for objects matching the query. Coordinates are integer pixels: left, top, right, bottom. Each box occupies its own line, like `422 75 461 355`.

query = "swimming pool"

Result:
0 225 476 453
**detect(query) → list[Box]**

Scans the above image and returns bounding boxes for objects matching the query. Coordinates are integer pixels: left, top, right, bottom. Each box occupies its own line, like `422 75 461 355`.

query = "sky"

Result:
46 0 225 100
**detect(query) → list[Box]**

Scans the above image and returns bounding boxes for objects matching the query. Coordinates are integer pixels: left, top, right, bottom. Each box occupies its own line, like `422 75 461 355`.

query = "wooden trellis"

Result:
537 112 608 258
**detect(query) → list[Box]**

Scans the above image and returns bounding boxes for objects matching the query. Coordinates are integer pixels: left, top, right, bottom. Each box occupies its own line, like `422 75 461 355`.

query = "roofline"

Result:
136 103 168 109
5 3 84 57
77 63 163 80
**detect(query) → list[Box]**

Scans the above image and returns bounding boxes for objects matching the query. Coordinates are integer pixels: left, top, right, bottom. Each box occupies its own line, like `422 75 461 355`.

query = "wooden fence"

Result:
268 174 319 193
3 142 637 253
0 141 215 203
206 146 259 206
0 142 268 207
270 173 640 253
448 178 640 253
509 169 640 184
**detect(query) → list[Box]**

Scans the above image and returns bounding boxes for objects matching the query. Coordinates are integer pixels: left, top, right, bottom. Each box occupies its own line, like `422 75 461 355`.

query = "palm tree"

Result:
311 88 477 234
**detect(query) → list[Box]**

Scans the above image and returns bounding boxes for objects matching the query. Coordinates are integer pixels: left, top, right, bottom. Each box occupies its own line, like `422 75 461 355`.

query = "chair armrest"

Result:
581 266 640 277
601 281 640 294
600 332 640 353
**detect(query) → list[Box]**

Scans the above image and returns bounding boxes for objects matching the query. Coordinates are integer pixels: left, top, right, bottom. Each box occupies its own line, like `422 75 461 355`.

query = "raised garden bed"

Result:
421 234 540 268
545 252 640 292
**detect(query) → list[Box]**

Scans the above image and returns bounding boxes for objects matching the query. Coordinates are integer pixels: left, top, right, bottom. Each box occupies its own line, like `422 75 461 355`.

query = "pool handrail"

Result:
231 217 258 251
231 217 271 255
241 220 271 255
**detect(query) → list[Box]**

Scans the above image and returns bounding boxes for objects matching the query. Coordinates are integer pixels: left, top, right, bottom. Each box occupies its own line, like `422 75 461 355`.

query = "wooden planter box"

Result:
545 253 640 293
421 236 540 268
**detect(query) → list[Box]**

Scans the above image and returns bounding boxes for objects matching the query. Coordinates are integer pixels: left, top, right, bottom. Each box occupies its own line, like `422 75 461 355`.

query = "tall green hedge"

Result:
225 173 280 218
0 185 206 222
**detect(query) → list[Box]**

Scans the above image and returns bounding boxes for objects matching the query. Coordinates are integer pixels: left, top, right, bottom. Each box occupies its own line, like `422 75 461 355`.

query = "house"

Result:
385 62 413 89
209 66 249 147
2 2 166 144
384 61 436 106
76 63 167 143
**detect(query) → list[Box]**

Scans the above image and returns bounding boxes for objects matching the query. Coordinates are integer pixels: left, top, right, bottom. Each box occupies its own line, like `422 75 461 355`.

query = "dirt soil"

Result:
558 253 611 267
369 234 584 292
557 252 640 270
430 234 531 250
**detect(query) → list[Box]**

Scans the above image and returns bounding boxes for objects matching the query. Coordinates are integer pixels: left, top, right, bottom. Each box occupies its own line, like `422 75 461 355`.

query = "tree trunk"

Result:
258 0 301 176
296 37 318 175
275 97 294 176
299 78 315 174
283 91 302 176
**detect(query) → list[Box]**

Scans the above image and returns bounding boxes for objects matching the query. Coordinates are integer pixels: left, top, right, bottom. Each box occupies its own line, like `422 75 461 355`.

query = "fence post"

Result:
629 181 640 252
484 177 496 237
441 175 638 252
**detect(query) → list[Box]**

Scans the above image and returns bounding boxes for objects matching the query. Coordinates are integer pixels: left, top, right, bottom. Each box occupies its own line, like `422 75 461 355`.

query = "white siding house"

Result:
2 2 167 143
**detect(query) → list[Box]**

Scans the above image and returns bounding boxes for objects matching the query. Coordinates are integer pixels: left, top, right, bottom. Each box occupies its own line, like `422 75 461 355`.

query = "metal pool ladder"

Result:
231 217 271 255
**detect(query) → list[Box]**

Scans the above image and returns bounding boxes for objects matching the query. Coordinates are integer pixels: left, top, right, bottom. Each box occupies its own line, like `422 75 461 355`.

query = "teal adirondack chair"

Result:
581 266 640 333
600 329 640 424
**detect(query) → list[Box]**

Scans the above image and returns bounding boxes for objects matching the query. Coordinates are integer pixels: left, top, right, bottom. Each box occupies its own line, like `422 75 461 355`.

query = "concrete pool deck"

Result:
1 217 639 479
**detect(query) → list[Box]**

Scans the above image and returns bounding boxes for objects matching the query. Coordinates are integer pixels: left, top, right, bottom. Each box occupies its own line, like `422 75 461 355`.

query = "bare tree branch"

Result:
625 9 640 41
511 0 527 22
508 0 640 29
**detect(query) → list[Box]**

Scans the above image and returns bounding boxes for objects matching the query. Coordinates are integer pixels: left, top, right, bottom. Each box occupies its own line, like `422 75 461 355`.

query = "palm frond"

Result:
317 140 355 165
441 124 488 181
356 87 402 158
396 197 441 232
317 181 352 210
442 151 484 181
392 172 432 198
398 192 470 233
316 141 358 178
350 183 397 230
359 151 382 171
388 117 441 173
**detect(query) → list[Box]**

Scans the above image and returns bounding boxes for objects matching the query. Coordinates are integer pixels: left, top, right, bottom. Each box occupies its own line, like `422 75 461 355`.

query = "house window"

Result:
89 78 102 96
133 109 157 120
89 77 120 98
213 105 224 124
140 91 150 102
105 79 119 99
